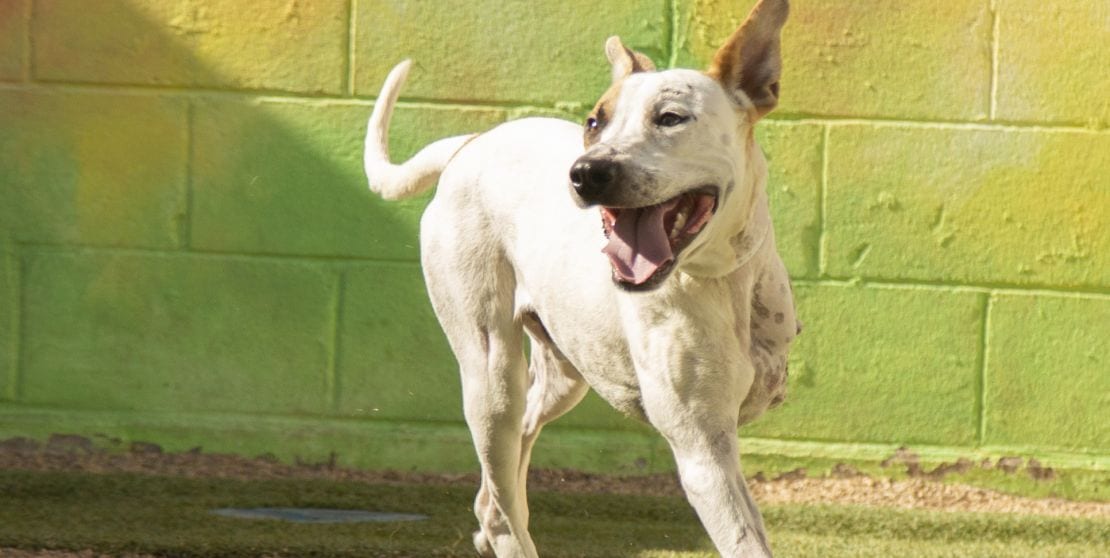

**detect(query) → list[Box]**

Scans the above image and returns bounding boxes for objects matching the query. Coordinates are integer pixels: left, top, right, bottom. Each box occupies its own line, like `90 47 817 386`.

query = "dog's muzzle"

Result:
568 156 718 290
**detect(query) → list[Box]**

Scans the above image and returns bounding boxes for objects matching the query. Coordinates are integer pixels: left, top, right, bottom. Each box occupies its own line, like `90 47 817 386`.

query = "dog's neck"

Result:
729 184 770 268
676 133 770 279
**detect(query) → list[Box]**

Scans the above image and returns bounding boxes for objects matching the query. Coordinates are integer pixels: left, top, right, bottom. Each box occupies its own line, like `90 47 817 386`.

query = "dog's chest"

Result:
736 258 798 425
550 323 652 422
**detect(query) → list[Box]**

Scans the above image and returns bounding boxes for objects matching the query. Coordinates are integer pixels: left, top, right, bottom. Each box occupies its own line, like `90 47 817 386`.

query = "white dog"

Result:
364 1 797 555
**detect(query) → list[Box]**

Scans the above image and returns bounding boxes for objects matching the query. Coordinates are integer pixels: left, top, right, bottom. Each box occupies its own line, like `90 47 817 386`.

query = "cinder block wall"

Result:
0 1 1106 472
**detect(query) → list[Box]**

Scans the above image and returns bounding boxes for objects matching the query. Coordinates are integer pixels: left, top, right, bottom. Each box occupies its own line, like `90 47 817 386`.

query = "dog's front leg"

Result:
637 348 772 557
668 424 771 557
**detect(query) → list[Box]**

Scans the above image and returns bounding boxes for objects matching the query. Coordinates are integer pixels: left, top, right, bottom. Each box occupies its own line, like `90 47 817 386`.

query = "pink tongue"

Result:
602 199 680 285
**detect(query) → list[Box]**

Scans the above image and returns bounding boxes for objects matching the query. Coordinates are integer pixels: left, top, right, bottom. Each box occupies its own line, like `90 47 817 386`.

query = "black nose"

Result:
569 158 619 201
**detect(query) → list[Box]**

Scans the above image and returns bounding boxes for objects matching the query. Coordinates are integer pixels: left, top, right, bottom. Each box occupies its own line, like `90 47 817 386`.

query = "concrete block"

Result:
0 90 187 248
0 0 26 81
995 0 1110 127
33 0 348 94
336 263 459 422
20 251 336 415
190 98 505 259
756 122 823 279
353 0 667 105
825 125 1110 288
674 0 993 120
984 294 1110 450
744 284 984 446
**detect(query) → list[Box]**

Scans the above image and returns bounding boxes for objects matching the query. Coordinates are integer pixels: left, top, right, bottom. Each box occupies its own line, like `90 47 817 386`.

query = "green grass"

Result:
0 470 1106 557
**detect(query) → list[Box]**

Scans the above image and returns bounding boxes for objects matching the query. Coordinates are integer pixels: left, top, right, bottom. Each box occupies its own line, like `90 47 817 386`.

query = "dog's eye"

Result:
585 117 599 131
655 112 689 127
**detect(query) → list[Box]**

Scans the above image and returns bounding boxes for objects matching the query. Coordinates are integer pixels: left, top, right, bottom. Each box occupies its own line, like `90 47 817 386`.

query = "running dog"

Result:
363 0 797 555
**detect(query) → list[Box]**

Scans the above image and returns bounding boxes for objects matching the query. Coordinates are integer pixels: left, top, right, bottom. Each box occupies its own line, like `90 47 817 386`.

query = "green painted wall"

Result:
0 0 1106 473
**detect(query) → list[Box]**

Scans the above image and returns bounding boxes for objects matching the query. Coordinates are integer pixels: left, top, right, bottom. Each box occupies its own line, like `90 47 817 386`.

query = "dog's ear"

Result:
605 36 655 84
706 0 789 119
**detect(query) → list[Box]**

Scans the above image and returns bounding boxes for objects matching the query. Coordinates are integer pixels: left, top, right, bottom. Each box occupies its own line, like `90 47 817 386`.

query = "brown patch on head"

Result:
584 81 622 148
584 36 656 149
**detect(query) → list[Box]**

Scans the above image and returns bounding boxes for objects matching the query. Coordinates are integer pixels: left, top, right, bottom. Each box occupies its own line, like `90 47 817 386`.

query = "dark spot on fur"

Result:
763 368 780 390
752 295 770 319
753 337 776 352
681 351 700 371
774 312 784 324
710 430 733 455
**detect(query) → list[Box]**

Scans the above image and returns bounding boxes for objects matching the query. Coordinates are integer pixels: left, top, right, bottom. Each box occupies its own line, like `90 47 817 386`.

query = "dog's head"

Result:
570 0 788 291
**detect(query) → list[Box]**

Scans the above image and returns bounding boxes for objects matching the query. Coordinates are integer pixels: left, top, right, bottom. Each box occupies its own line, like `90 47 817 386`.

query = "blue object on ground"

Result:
211 507 428 523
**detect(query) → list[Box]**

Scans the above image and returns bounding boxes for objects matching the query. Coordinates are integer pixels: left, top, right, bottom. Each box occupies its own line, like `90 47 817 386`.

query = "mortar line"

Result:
18 242 424 267
181 99 195 250
989 0 1000 120
0 79 567 109
796 116 1109 135
2 78 1108 133
2 246 19 401
14 242 1110 299
792 277 1110 300
976 292 994 446
345 0 356 96
13 248 26 402
22 0 33 82
0 80 566 113
326 270 346 412
7 403 1107 469
665 0 679 69
817 125 831 277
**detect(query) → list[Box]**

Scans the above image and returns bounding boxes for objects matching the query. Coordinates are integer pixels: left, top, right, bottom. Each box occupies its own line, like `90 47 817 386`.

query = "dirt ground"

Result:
0 552 158 558
2 434 1106 522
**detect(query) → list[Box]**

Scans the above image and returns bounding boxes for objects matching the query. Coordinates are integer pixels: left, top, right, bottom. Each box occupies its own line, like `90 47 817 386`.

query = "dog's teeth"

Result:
672 209 689 235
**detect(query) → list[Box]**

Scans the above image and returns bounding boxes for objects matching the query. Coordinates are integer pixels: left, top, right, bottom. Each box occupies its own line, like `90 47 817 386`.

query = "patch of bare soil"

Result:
2 436 1107 521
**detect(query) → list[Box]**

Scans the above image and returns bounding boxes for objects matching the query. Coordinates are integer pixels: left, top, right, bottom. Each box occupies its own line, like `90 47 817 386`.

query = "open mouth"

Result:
600 188 718 290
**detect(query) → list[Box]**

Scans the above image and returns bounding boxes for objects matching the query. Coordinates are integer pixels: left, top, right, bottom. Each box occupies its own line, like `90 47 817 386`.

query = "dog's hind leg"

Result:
515 312 589 525
469 312 588 555
421 216 538 557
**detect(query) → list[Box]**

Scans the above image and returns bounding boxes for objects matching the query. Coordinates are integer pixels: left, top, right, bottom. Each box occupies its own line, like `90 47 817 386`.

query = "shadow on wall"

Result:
0 1 478 423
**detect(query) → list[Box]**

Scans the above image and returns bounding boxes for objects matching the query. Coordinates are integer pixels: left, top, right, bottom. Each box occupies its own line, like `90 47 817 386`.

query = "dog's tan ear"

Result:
706 0 789 119
605 36 656 84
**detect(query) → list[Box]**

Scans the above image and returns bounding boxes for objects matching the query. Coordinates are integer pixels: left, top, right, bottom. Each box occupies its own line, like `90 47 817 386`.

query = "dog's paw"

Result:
473 529 496 557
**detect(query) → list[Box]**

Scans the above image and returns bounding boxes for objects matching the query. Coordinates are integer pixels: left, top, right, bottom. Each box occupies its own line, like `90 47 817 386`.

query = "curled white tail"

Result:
364 60 476 200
